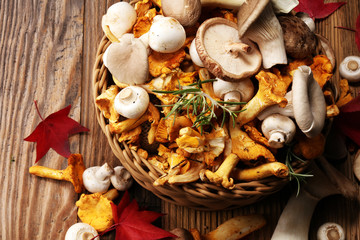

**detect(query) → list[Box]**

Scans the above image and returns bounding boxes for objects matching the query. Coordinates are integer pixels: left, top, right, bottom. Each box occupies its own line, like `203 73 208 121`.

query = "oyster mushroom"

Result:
278 14 317 59
103 34 148 85
261 113 296 148
101 2 137 41
339 56 360 82
213 77 254 111
65 223 99 240
237 1 287 69
114 86 150 119
292 66 326 138
148 15 186 53
195 17 262 81
82 163 114 193
161 0 201 26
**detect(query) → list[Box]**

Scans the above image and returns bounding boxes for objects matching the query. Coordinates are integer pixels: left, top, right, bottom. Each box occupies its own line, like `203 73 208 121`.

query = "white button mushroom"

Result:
83 163 114 193
339 56 360 82
189 38 204 67
114 86 150 119
261 113 296 148
161 0 201 26
213 77 254 111
148 15 186 53
317 222 345 240
292 66 326 138
101 2 137 40
103 33 149 85
110 166 133 191
65 223 99 240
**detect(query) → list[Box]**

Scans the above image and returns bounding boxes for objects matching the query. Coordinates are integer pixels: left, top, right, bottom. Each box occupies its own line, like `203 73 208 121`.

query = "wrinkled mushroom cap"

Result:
195 17 262 81
104 34 149 85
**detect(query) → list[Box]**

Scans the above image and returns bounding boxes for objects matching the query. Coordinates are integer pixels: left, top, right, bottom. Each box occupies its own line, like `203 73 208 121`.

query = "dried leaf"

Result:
24 101 89 163
356 14 360 51
294 0 346 19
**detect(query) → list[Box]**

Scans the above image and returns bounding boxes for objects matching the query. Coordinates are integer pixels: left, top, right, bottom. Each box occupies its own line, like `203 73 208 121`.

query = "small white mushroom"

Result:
138 31 151 56
271 0 299 14
114 86 150 119
261 114 296 148
161 0 201 26
82 163 114 193
317 222 345 240
101 2 137 40
257 91 294 120
110 166 133 191
213 77 254 110
65 223 99 240
238 2 287 69
148 15 186 53
103 34 149 85
292 66 326 138
189 38 204 67
296 12 315 32
339 56 360 82
353 150 360 182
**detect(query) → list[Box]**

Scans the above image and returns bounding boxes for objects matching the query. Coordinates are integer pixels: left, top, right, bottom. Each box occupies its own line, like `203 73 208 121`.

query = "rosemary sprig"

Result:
285 145 313 196
153 79 246 133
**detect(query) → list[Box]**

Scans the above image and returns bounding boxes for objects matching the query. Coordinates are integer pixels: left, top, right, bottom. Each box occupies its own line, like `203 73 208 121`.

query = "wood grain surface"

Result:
0 0 359 239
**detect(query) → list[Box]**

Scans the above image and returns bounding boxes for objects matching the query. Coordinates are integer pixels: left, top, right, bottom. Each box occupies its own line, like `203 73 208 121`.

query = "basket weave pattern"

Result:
93 36 310 210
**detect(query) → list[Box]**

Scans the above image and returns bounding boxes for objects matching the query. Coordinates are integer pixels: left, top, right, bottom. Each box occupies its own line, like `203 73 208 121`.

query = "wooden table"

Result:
1 0 359 239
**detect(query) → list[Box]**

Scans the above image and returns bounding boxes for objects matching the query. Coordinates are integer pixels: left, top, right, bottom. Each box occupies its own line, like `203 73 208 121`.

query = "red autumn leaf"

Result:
356 14 360 51
294 0 346 19
334 95 360 146
24 101 89 163
109 191 177 240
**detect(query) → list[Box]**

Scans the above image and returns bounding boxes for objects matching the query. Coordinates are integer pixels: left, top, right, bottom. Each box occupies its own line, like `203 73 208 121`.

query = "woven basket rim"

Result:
92 35 333 210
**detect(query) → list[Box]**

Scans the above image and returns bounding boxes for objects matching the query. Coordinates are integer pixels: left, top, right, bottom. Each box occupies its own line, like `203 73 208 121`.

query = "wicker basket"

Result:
92 35 334 211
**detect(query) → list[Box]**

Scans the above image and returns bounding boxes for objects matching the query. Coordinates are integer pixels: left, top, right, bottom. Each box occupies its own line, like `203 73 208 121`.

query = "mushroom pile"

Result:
96 0 341 189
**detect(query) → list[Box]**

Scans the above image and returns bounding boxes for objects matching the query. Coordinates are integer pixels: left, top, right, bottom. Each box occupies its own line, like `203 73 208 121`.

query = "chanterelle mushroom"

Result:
261 113 296 148
195 17 262 81
103 33 148 85
114 86 150 119
161 0 201 26
237 1 287 69
213 77 254 111
292 66 326 138
101 2 137 41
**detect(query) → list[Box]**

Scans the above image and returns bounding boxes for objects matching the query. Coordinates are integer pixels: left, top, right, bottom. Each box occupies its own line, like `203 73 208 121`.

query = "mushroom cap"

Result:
189 38 204 67
261 113 296 148
148 15 186 53
195 17 262 81
296 12 315 32
339 56 360 82
317 222 345 240
83 164 113 193
292 66 326 138
65 223 98 240
110 166 133 191
114 86 150 119
101 2 137 40
103 33 149 85
161 0 201 26
278 15 317 59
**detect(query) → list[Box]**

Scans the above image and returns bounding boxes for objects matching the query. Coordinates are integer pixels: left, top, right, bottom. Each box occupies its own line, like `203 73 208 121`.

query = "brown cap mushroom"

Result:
195 17 262 82
161 0 201 26
103 33 148 85
278 14 317 59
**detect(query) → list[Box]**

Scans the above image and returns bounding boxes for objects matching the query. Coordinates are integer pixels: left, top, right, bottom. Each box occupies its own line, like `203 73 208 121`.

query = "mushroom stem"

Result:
317 223 345 240
204 153 240 189
224 42 250 57
95 163 114 181
347 60 359 71
271 161 340 240
200 0 246 9
29 154 85 193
